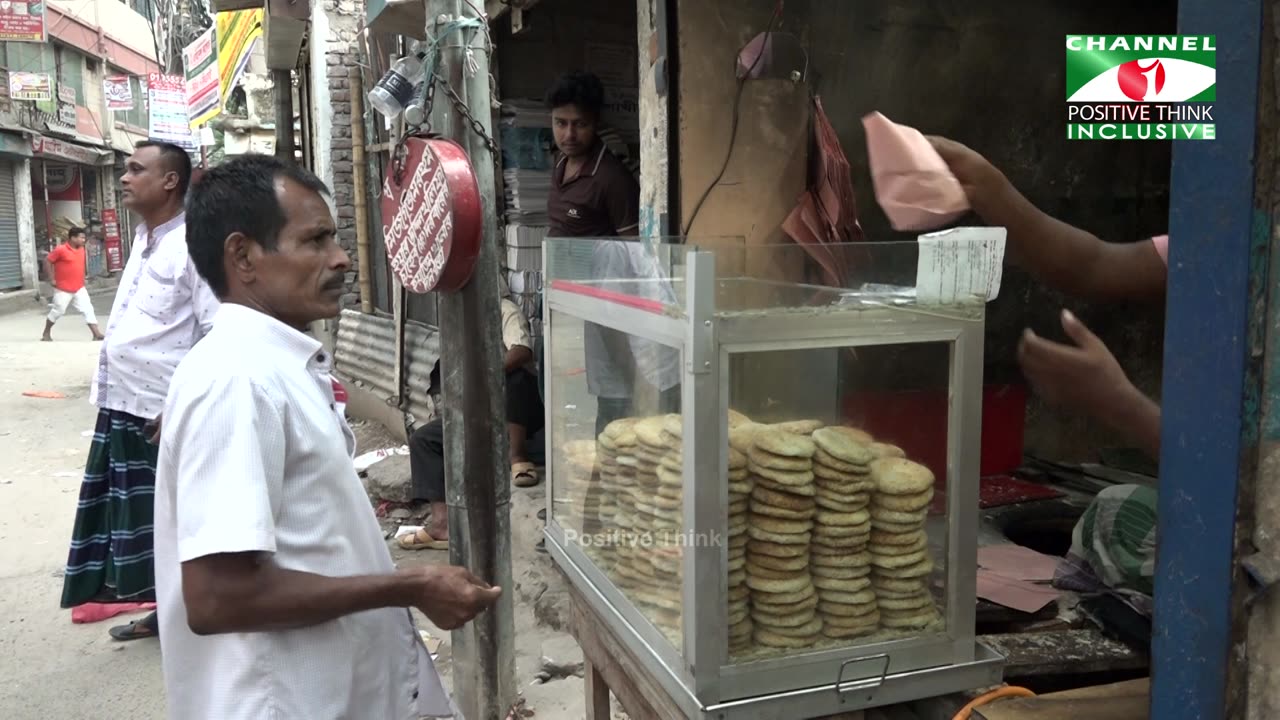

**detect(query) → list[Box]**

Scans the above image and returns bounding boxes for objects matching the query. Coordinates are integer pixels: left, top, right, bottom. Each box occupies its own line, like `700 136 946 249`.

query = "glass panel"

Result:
58 45 84 105
122 76 149 130
547 304 684 649
725 340 952 663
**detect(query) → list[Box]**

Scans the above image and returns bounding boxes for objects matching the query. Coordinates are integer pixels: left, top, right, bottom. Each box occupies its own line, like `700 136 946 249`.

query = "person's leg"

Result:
595 396 631 437
506 368 544 487
71 287 103 339
42 290 72 340
101 411 160 640
407 420 448 541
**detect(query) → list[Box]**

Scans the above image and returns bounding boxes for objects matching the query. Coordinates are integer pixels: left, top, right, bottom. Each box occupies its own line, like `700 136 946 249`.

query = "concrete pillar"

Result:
15 159 37 290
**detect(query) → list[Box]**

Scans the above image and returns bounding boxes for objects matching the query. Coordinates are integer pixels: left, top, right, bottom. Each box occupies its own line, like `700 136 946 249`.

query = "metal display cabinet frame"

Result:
542 242 1004 719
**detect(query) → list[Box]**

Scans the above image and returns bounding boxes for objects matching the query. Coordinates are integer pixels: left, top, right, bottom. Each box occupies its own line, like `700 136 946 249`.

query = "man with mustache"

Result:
930 135 1165 615
60 141 219 642
154 154 499 719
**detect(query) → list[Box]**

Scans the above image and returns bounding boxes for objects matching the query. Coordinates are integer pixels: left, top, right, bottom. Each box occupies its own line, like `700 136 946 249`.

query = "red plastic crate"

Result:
840 383 1027 489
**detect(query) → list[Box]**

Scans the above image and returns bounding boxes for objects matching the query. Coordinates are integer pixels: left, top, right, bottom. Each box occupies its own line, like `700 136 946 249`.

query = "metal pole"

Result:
427 2 517 717
273 69 296 161
350 67 375 315
1152 2 1262 719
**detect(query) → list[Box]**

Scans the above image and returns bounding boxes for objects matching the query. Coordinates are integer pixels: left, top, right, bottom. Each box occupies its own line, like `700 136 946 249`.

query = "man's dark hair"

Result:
135 140 194 196
545 71 605 118
185 153 330 298
68 226 85 239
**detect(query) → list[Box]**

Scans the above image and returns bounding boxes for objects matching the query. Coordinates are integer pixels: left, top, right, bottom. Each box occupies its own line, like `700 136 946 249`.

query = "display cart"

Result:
542 235 1006 719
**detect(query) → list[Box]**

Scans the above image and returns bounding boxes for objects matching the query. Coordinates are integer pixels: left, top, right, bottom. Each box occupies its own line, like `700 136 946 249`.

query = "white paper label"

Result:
915 227 1007 304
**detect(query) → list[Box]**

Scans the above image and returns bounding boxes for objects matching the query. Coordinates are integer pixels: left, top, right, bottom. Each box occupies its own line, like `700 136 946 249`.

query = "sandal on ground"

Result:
397 528 449 551
108 619 157 642
512 462 539 488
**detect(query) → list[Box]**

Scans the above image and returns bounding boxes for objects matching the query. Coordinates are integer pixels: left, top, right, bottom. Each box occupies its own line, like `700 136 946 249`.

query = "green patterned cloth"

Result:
1053 483 1158 616
60 409 159 608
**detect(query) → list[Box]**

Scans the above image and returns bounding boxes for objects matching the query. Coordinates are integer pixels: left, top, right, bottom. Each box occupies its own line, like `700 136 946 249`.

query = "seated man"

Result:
400 289 544 550
929 136 1165 611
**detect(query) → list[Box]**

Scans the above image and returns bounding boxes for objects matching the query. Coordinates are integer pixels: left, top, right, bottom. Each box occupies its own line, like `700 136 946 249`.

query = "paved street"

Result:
0 294 166 720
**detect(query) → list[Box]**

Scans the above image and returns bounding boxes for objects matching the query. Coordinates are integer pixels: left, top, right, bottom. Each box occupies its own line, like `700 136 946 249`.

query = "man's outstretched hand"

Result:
1018 309 1162 458
401 565 502 630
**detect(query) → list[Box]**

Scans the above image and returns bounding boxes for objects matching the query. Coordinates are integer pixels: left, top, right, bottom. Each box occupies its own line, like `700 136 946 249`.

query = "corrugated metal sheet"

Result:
334 309 441 428
0 159 22 290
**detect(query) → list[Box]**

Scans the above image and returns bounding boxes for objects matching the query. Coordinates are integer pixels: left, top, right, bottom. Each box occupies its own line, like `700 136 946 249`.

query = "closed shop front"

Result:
0 158 21 290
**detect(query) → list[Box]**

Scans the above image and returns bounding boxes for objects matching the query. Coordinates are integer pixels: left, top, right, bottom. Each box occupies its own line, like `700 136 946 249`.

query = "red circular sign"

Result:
380 137 482 293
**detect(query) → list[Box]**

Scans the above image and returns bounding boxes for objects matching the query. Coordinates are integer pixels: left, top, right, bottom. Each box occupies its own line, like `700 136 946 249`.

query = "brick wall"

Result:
319 0 364 308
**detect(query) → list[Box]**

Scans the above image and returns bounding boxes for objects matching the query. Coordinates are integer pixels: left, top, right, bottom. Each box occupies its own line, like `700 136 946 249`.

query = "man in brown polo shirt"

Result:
545 71 678 435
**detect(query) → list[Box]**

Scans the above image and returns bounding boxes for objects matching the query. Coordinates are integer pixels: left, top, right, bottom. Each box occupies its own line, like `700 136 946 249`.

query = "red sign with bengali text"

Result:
101 209 123 272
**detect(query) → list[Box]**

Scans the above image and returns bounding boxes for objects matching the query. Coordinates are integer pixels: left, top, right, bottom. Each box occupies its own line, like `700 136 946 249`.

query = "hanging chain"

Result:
438 73 498 155
401 14 499 155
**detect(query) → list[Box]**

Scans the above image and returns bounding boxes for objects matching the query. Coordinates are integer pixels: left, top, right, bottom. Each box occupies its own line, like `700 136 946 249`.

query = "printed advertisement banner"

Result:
183 27 220 128
0 0 45 43
216 9 263 104
147 73 196 150
103 75 133 111
9 71 51 101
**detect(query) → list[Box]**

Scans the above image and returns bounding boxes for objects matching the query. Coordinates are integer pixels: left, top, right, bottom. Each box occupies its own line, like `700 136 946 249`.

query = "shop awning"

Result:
30 134 113 166
0 124 33 159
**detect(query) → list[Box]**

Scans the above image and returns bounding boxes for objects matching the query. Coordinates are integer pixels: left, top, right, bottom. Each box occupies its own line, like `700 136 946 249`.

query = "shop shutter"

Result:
0 160 22 290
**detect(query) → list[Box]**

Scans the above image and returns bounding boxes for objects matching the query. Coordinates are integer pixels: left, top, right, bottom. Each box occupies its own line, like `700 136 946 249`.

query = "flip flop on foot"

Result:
109 619 158 642
397 528 449 551
512 462 539 488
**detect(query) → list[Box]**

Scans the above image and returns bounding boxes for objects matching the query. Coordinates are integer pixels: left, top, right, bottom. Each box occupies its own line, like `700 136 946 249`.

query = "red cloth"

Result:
782 95 863 288
47 243 87 293
70 602 156 624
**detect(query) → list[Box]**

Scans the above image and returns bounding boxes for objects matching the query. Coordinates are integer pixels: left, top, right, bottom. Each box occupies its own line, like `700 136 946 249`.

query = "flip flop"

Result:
108 619 158 642
397 528 449 551
512 462 539 488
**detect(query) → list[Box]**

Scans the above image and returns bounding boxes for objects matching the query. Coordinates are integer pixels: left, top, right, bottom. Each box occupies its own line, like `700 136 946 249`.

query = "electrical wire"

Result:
681 1 783 236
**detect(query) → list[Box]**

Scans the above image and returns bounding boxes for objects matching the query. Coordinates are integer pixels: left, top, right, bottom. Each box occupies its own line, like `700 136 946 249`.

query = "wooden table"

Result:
566 579 1146 720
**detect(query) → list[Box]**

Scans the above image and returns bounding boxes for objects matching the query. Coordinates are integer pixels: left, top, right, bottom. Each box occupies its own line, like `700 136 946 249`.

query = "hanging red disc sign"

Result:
380 136 482 293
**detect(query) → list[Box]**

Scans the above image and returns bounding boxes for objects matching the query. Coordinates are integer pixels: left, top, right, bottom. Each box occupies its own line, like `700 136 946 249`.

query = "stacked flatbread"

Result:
594 419 639 572
638 540 683 643
604 422 643 585
634 416 683 537
808 426 881 639
744 426 824 650
868 457 941 630
557 440 599 536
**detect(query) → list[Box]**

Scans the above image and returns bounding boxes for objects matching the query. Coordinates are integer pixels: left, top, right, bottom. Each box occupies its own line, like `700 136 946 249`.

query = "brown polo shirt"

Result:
548 142 640 237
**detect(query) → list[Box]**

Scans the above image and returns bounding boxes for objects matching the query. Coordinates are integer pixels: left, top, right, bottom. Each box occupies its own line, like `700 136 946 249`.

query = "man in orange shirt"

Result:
42 227 104 342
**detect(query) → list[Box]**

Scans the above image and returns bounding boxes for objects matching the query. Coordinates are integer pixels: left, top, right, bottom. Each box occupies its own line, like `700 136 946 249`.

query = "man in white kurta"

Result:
153 154 499 720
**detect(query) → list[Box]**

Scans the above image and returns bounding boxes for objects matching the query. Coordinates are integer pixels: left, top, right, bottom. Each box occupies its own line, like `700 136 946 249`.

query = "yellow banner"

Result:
216 9 264 103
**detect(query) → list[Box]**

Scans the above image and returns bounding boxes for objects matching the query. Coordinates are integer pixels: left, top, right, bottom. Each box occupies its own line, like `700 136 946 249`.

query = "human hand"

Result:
401 564 502 630
925 135 1006 211
145 414 162 444
1017 310 1138 423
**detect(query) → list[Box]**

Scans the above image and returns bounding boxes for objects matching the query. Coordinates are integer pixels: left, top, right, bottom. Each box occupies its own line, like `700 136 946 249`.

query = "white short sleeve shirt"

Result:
153 303 456 720
92 213 220 419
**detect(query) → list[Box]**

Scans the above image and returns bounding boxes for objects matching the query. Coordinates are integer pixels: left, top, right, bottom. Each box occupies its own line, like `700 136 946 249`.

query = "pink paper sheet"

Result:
862 111 970 231
978 543 1061 582
976 570 1060 614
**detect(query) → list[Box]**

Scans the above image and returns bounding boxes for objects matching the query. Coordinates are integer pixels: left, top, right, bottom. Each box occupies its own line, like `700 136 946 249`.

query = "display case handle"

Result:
835 654 891 696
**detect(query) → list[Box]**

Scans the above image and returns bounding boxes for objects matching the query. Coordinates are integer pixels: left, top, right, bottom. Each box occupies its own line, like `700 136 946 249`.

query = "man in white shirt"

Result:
60 141 219 642
155 153 499 719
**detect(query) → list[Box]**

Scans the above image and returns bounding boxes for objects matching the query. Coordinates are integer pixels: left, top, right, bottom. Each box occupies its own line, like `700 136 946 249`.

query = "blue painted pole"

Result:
1152 3 1263 719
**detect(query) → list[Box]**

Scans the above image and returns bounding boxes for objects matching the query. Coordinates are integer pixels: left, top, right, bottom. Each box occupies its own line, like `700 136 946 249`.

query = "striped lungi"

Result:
60 409 159 608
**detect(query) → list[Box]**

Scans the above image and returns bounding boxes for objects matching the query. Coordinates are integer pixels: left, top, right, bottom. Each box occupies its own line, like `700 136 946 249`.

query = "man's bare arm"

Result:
504 344 533 374
929 136 1167 304
182 551 501 634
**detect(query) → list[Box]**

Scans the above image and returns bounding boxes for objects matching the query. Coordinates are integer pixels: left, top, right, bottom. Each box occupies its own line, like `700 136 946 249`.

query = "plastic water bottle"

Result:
403 82 427 126
369 51 426 119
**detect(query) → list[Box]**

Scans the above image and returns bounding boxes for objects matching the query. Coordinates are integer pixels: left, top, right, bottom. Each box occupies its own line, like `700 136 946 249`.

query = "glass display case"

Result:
542 235 1005 718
